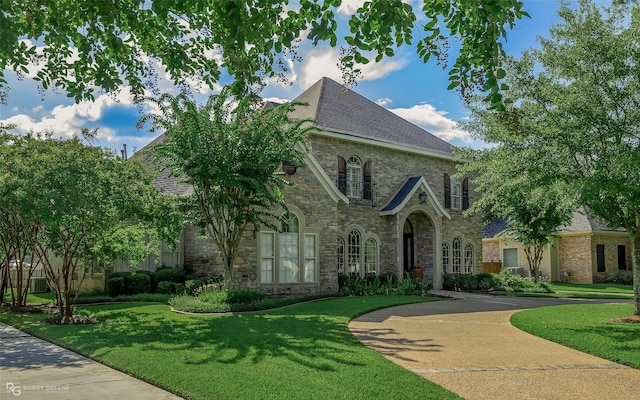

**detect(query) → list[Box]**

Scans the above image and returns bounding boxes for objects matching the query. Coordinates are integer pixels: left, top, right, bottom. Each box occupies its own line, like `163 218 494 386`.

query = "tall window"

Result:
596 244 605 272
347 156 362 198
337 237 345 274
364 238 377 276
260 232 275 283
260 211 317 284
279 214 299 283
348 230 361 275
442 242 450 273
452 237 462 274
464 243 474 274
451 178 462 210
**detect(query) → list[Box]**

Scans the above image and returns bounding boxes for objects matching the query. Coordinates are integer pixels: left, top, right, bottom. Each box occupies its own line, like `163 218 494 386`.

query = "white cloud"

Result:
299 48 405 89
376 97 392 107
337 0 413 15
388 103 471 142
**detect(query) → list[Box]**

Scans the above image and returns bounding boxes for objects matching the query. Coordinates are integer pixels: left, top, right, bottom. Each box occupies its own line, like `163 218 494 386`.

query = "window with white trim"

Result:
337 237 345 274
364 238 377 276
451 178 462 210
347 230 361 275
347 156 362 198
442 242 450 273
259 212 318 284
464 243 474 274
452 237 462 274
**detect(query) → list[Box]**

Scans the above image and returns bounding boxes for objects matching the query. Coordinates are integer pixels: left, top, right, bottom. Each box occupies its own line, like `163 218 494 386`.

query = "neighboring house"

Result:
138 77 483 294
482 210 631 283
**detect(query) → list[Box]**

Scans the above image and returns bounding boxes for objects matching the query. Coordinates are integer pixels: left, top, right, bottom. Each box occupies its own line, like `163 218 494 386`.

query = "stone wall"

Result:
591 233 631 282
558 235 593 283
482 240 501 263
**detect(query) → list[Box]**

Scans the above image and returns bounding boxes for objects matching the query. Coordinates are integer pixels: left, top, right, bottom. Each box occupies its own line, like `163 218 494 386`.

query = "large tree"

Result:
1 131 181 322
141 89 312 287
467 0 640 314
1 0 527 107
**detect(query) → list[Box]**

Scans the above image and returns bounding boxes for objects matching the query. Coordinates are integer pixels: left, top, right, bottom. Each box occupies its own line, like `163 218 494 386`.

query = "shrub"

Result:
338 273 430 296
185 279 206 294
607 269 633 285
126 273 151 294
456 274 479 291
157 281 174 294
476 273 496 290
106 276 125 297
228 289 267 304
155 267 185 286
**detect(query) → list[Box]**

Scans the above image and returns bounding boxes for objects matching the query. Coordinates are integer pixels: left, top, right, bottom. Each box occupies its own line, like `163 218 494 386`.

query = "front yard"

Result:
0 296 463 400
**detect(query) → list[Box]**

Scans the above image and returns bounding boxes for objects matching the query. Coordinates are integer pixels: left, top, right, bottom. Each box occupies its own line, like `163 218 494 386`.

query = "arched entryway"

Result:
402 212 435 280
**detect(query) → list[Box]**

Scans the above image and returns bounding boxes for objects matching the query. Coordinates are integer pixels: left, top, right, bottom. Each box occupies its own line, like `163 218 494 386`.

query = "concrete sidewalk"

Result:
0 322 182 400
350 291 640 400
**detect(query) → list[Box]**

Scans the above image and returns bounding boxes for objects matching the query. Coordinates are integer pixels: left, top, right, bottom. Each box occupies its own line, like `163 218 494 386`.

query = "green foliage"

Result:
607 270 634 285
0 0 526 105
142 89 313 285
106 276 125 297
460 0 640 313
442 271 553 293
338 273 431 297
185 279 206 294
125 273 151 295
154 267 185 286
157 281 186 295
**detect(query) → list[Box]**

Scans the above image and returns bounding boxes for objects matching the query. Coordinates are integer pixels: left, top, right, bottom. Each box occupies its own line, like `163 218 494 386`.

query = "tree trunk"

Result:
631 231 640 316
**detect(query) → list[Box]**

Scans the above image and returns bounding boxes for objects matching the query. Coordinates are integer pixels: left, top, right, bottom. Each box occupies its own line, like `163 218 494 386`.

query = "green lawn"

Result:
511 304 640 369
0 296 463 400
548 282 633 294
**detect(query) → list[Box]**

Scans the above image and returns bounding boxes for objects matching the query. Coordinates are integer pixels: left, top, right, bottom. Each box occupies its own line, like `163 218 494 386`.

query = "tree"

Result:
457 143 576 282
1 131 182 322
141 89 312 287
1 0 528 107
467 0 640 314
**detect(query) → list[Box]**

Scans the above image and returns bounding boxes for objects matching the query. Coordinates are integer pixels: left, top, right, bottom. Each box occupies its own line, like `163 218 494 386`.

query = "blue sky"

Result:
0 1 607 154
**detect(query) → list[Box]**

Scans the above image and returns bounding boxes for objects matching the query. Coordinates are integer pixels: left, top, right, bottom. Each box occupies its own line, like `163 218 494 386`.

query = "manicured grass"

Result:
511 304 640 369
548 282 633 294
0 296 462 400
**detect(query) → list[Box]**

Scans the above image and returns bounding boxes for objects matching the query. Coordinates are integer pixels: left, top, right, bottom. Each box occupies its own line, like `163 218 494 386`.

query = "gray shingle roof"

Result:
380 176 421 213
290 77 454 156
135 134 193 197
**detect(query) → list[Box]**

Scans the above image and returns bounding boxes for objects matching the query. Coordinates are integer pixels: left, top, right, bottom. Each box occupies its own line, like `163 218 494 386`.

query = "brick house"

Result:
136 77 483 294
482 210 631 283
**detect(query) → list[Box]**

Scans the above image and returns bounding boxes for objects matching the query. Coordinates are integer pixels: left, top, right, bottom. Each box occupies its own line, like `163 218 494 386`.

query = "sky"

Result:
0 0 610 155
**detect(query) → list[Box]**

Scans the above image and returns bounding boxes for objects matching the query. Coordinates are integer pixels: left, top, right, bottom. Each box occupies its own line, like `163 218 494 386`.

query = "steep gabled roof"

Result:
290 77 454 156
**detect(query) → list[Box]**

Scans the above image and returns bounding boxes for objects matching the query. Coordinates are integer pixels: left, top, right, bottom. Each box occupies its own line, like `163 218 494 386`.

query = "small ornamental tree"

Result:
7 132 181 323
141 89 313 287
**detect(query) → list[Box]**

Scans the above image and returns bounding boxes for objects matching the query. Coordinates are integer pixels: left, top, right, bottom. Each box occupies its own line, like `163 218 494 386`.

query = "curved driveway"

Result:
349 290 639 400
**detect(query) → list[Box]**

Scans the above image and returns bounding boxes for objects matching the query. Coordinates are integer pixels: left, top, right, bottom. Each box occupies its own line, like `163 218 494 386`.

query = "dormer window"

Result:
444 173 469 211
338 156 373 200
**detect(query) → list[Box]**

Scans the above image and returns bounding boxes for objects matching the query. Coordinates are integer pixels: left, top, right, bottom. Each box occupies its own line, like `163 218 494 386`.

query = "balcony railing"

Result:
336 179 377 206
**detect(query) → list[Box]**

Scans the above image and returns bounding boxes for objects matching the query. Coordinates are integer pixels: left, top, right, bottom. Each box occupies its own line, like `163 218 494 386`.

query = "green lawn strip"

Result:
0 296 462 400
511 304 640 369
548 283 633 294
497 291 634 300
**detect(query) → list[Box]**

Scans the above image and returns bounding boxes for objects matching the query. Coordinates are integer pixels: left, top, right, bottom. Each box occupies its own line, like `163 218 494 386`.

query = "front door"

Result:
403 220 414 273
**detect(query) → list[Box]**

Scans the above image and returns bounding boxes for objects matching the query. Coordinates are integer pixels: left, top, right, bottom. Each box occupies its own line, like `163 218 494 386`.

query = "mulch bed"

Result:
610 315 640 323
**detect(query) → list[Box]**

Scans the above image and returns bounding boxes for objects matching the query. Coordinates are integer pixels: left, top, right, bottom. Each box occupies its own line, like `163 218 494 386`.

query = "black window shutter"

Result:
444 173 451 209
363 160 372 200
338 156 347 194
462 177 469 210
596 244 605 272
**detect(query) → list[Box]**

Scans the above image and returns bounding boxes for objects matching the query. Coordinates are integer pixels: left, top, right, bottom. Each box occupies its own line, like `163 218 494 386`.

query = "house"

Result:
134 77 483 294
482 210 631 283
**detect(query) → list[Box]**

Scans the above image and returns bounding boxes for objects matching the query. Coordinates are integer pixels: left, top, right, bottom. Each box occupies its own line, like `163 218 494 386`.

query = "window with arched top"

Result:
364 238 377 276
346 156 362 198
260 211 317 284
348 230 361 275
452 237 462 274
442 242 450 273
464 243 474 274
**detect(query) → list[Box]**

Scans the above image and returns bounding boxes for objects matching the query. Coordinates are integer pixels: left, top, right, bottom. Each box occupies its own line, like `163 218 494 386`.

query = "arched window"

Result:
452 237 462 274
442 242 450 273
279 214 299 283
337 237 345 274
347 156 362 198
348 230 361 275
364 238 377 276
464 243 474 274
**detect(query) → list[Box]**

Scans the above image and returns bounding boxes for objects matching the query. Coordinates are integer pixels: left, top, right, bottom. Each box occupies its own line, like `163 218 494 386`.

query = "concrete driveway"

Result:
349 291 639 400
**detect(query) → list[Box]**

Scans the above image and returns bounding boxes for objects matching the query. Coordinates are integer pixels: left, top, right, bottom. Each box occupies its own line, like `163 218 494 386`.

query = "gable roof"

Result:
290 77 454 157
379 176 450 219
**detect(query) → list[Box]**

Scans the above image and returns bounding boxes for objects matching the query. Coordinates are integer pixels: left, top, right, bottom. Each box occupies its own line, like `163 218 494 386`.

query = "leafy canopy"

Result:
1 0 528 108
141 89 313 282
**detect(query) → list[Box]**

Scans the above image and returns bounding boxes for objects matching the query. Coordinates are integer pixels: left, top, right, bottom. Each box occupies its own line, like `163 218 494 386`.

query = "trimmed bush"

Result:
106 276 125 297
157 281 186 295
126 273 151 294
607 269 633 285
227 290 267 304
154 267 185 287
185 279 206 294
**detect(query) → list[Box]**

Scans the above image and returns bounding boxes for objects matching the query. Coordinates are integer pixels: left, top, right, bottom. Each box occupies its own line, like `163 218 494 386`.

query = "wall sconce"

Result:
282 161 297 175
418 191 427 203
